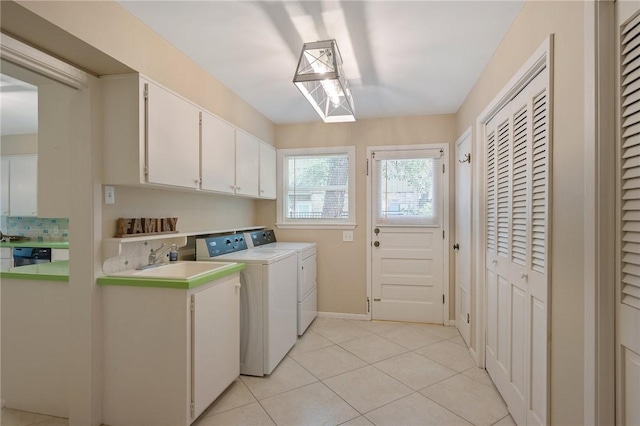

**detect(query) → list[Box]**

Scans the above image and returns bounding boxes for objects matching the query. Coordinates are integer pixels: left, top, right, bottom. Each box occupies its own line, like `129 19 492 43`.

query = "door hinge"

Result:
367 297 370 313
190 301 195 312
442 294 445 304
144 165 149 176
442 164 445 173
366 158 369 176
190 401 195 416
443 230 445 239
199 112 202 125
467 313 470 324
143 83 149 100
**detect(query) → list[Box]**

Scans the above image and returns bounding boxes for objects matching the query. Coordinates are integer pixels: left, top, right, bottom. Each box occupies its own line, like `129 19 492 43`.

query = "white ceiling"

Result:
0 74 38 136
119 1 524 125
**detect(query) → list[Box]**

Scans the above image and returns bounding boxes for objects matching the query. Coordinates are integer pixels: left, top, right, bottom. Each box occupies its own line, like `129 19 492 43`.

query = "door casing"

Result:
366 143 450 323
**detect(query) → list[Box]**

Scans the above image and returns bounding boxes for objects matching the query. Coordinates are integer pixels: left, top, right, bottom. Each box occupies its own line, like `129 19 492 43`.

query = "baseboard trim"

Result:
317 311 369 321
446 319 456 326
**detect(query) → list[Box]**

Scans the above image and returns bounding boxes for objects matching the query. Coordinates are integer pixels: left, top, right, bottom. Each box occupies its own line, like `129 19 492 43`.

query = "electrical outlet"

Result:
104 185 115 204
343 231 354 242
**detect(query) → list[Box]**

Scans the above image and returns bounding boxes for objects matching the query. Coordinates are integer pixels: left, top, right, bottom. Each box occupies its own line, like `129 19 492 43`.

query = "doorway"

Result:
455 129 472 346
367 144 449 323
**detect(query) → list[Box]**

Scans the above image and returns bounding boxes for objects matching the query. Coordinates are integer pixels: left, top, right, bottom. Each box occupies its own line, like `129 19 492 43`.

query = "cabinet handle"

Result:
235 282 241 289
236 186 241 191
230 185 236 190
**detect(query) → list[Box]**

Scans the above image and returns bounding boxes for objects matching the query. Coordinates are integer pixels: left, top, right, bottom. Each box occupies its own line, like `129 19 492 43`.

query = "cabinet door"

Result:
9 155 38 217
234 131 260 197
52 249 69 262
201 112 236 194
145 82 201 189
191 277 240 420
1 157 9 216
259 143 276 199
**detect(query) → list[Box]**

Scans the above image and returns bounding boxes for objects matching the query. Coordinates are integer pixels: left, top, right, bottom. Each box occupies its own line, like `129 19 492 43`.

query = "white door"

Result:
370 147 446 323
259 143 277 199
235 131 260 197
145 81 200 189
617 6 640 425
455 131 472 346
191 278 240 420
201 111 236 194
485 70 549 426
9 154 38 217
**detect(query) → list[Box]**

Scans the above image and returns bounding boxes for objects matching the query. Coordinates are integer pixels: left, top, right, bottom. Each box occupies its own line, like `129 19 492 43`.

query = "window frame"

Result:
276 146 356 230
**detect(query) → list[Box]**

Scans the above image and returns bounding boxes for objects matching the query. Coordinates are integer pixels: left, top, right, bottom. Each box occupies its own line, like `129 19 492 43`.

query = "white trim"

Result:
445 319 456 327
583 2 616 425
366 143 450 325
473 35 553 397
275 223 356 230
0 33 87 89
276 145 356 229
317 311 369 321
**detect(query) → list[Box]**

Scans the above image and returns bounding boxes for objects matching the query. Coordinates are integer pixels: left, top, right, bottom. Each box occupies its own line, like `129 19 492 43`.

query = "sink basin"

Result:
111 261 237 280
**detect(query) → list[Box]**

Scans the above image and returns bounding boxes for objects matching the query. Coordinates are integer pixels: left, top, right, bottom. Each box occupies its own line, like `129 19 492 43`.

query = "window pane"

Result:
375 156 441 226
285 154 349 220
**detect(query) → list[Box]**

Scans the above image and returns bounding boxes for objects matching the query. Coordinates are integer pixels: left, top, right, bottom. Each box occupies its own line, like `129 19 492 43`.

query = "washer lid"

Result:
203 248 295 264
252 242 316 252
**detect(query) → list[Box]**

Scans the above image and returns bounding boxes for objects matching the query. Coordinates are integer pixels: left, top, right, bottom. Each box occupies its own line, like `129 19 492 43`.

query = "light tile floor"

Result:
197 318 514 426
1 319 515 426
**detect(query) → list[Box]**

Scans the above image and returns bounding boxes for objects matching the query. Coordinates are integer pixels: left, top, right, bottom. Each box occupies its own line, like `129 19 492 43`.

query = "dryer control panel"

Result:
248 229 277 247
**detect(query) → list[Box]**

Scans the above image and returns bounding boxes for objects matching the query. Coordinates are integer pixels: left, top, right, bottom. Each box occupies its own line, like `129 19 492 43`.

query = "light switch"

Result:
343 231 354 242
104 186 115 204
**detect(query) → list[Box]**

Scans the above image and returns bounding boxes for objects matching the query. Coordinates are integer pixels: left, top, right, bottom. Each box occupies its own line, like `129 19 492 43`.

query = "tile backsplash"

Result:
102 238 191 275
0 217 69 242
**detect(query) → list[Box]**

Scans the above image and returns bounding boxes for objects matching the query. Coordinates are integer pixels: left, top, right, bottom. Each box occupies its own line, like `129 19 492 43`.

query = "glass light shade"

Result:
293 39 355 123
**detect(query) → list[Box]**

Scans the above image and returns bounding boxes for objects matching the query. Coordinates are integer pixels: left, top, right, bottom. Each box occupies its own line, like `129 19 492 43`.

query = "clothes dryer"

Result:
245 230 317 335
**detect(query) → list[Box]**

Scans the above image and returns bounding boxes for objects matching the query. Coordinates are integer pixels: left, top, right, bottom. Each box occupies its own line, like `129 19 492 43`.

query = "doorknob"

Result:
374 228 380 235
453 243 460 250
374 241 380 247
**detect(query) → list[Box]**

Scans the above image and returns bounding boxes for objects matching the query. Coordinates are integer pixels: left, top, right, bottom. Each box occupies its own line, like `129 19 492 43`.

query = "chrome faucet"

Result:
148 243 172 266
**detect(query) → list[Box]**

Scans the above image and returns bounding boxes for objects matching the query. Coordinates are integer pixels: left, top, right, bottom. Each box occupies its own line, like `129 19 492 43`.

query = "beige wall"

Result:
102 186 255 239
13 1 275 145
455 1 586 424
0 133 37 155
6 0 274 237
257 114 456 315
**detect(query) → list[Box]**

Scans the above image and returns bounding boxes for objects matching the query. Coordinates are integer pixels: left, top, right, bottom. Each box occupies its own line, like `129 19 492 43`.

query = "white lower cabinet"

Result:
102 273 240 426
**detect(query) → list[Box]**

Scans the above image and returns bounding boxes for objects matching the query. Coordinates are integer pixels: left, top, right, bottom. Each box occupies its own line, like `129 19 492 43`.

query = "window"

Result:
372 150 442 226
277 146 356 229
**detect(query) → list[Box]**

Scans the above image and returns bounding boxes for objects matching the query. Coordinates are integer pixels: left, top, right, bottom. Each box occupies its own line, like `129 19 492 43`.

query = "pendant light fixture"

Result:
293 39 355 123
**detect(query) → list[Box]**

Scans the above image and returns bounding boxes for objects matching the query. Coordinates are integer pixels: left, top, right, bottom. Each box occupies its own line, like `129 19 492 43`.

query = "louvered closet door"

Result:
485 70 549 426
619 9 640 426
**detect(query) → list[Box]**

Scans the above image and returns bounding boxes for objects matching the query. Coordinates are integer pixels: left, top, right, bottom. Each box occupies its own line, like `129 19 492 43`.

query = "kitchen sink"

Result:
110 261 237 280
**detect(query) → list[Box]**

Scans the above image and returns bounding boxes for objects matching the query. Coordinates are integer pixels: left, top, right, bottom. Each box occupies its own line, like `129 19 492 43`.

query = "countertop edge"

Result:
97 263 245 289
0 242 69 249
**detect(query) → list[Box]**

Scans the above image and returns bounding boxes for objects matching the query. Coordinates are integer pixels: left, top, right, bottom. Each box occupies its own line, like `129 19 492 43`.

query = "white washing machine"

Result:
245 230 317 335
196 233 297 376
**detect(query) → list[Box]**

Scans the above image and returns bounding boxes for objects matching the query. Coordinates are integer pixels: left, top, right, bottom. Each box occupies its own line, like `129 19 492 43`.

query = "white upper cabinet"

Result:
146 83 201 189
235 131 260 197
102 73 276 200
201 112 236 194
2 155 38 217
259 143 276 199
103 75 200 190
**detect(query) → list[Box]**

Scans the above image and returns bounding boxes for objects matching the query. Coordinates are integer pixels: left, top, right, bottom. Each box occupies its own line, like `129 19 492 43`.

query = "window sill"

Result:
275 222 357 230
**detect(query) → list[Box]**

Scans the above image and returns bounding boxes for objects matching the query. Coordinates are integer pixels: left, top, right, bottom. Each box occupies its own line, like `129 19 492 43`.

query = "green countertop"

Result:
0 260 69 282
0 241 69 249
97 262 245 290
